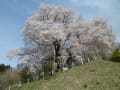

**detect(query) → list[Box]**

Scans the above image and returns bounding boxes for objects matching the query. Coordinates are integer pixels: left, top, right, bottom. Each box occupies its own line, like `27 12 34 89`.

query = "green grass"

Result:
14 60 120 90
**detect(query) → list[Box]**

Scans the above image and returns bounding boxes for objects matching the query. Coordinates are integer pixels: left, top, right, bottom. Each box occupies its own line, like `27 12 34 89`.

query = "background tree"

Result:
110 48 120 62
0 64 11 72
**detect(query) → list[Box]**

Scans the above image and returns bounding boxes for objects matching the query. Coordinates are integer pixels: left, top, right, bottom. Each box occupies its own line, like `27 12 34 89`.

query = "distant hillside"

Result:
14 60 120 90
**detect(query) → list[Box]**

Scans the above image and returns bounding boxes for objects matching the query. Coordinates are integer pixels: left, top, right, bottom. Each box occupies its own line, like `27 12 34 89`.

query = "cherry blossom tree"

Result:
7 5 115 75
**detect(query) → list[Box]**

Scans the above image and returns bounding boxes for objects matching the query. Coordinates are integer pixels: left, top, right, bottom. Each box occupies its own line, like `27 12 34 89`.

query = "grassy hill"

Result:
14 60 120 90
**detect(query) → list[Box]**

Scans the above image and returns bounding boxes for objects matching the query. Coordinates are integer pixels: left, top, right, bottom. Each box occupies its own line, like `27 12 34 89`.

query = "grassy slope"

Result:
14 60 120 90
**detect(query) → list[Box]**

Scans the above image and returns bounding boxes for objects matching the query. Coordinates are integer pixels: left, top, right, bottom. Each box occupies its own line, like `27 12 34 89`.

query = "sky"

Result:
0 0 120 67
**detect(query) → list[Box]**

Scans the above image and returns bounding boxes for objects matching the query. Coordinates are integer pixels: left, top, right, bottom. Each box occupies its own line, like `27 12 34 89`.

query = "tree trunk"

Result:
53 40 62 70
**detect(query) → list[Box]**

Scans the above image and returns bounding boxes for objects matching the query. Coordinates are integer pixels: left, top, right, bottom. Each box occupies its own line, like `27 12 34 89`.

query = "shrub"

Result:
20 66 31 83
83 84 88 88
43 62 54 77
0 69 21 89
